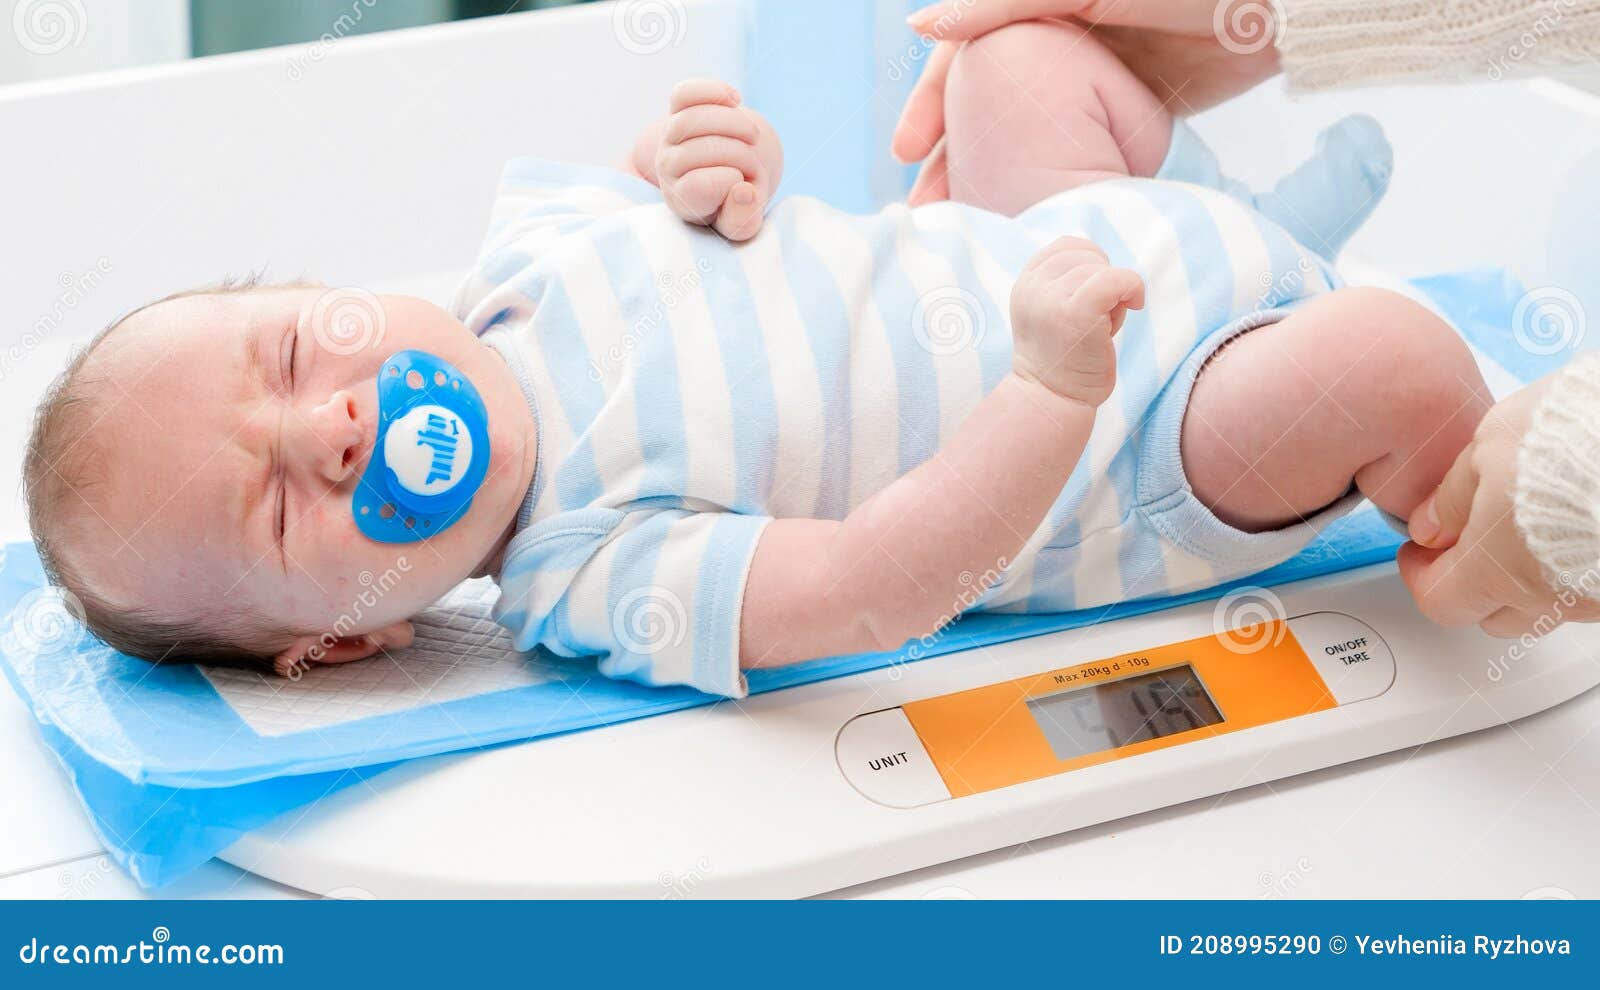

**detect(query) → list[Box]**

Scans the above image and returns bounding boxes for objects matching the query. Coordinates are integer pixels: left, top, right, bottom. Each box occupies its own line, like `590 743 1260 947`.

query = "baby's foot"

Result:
1256 114 1394 260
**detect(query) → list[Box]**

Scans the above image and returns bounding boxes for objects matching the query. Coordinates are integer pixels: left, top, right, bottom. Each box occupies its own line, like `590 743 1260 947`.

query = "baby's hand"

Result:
1009 237 1145 407
656 78 782 242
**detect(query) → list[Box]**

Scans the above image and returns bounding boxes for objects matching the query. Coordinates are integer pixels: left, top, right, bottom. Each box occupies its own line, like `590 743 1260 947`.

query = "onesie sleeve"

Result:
477 158 663 255
451 158 665 320
493 506 772 699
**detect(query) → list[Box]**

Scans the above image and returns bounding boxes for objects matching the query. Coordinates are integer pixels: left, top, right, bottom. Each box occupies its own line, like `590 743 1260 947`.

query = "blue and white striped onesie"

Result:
453 119 1387 699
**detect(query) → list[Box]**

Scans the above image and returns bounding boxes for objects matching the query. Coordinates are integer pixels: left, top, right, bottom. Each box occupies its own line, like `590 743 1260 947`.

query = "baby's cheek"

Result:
295 498 364 572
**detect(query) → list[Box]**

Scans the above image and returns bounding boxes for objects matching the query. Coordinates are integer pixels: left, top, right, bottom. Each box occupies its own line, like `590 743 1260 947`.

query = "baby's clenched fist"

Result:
1010 236 1145 407
656 78 783 242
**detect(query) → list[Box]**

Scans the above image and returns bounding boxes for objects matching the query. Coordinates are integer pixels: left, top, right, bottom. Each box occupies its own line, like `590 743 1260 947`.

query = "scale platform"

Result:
222 563 1600 897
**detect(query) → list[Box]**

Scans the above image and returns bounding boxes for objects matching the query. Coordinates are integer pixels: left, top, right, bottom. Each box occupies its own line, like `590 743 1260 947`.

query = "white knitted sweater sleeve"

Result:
1275 0 1600 91
1515 352 1600 590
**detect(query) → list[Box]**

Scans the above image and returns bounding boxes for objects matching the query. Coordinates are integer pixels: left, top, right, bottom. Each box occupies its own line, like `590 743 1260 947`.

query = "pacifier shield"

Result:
354 351 491 544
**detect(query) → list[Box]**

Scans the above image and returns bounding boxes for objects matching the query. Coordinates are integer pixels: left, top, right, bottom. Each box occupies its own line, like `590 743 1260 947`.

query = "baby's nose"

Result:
301 390 365 484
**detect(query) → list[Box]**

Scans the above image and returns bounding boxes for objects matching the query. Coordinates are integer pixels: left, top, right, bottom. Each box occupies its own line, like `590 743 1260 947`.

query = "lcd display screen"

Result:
1025 664 1224 761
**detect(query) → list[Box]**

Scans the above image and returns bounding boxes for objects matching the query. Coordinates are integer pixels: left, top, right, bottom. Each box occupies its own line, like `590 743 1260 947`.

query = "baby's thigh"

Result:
1181 288 1490 530
943 19 1172 216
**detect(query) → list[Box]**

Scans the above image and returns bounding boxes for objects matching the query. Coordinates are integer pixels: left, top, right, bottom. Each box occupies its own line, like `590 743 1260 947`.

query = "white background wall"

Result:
0 0 189 85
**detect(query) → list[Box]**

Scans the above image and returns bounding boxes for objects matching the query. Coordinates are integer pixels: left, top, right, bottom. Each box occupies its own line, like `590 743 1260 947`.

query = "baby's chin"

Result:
467 425 533 574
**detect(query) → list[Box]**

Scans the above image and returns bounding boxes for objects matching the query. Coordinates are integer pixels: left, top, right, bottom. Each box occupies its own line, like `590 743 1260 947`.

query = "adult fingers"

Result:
906 0 1092 42
1408 441 1479 549
906 137 952 205
1396 539 1503 629
892 42 957 164
1479 606 1556 640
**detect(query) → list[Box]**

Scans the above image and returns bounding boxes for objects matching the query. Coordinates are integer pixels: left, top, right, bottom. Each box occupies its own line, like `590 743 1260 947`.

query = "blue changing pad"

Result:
2 523 1398 888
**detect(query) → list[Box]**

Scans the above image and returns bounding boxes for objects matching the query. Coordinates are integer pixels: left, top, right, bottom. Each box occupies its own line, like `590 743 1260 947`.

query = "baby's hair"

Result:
22 275 319 673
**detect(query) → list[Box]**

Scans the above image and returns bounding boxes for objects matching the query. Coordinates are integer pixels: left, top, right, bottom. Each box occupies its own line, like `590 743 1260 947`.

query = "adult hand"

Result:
891 0 1282 205
1398 376 1600 638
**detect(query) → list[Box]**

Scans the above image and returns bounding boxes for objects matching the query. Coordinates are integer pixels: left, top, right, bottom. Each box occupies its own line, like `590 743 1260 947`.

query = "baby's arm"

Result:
625 78 783 242
739 238 1145 668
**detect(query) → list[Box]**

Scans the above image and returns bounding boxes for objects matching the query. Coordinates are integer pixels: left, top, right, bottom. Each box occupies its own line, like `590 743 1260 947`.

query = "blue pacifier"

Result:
354 350 491 544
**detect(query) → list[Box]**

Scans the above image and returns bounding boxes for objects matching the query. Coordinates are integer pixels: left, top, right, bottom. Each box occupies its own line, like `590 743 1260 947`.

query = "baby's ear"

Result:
366 620 414 652
270 621 414 678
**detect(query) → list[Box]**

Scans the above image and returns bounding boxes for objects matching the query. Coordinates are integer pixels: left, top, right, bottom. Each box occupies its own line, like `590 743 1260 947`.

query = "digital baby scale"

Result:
834 611 1394 812
222 561 1600 898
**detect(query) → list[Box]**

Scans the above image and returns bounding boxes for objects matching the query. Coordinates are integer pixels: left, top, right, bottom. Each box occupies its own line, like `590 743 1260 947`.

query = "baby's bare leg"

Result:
943 19 1173 216
1182 288 1492 531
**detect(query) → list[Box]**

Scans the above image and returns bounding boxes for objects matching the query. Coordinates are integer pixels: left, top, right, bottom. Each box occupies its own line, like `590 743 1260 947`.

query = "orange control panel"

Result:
900 619 1336 798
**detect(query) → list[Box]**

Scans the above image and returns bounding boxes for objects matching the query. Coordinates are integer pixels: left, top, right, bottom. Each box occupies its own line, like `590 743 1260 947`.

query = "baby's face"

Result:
74 286 537 658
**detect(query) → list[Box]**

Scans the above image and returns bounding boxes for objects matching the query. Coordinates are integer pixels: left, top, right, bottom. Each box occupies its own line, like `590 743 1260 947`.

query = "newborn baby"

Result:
23 20 1488 697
